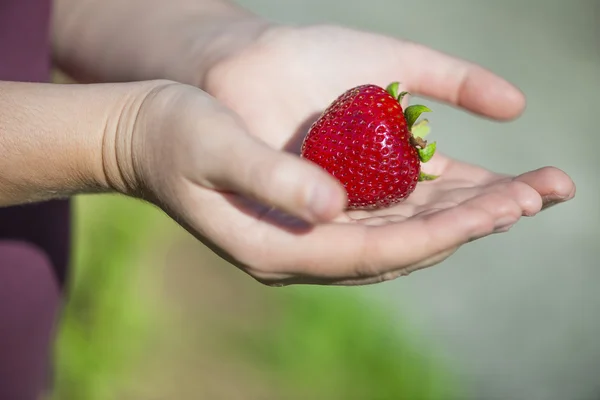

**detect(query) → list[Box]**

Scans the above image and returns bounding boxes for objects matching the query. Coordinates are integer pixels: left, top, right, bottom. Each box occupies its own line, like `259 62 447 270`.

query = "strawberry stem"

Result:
411 119 430 139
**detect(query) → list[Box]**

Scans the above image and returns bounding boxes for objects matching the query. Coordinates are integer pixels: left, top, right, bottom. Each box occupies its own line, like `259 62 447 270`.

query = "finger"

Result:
400 43 526 121
255 192 520 283
273 246 460 286
513 167 576 212
431 180 542 217
358 193 520 271
485 180 543 216
209 132 347 224
327 247 460 287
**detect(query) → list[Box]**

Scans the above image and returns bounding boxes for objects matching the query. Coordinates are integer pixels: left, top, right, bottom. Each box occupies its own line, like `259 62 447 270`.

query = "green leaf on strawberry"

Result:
404 104 432 130
411 119 430 139
385 82 401 99
417 142 436 163
397 91 410 104
385 82 411 104
418 171 439 181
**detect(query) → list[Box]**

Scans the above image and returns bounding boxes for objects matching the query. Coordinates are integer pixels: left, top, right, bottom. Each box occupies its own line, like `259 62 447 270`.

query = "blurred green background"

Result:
49 1 598 399
50 195 459 400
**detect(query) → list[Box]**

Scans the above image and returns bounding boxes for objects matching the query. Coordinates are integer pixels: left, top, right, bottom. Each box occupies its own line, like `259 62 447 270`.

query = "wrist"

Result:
53 0 272 87
0 80 169 206
99 80 181 199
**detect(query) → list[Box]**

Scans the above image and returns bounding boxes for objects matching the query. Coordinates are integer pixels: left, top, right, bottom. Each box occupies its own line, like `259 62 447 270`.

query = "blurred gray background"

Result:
235 1 599 399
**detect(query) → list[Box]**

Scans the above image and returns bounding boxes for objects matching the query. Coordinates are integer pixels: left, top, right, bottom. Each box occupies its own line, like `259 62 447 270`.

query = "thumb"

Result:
208 132 348 223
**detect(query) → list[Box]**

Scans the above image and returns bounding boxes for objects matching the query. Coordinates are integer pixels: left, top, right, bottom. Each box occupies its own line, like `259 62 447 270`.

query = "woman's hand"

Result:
203 24 530 145
122 82 564 287
179 24 575 285
49 11 576 286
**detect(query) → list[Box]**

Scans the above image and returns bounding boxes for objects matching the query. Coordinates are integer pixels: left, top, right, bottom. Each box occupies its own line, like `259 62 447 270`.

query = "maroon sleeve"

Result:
0 0 71 398
0 242 59 400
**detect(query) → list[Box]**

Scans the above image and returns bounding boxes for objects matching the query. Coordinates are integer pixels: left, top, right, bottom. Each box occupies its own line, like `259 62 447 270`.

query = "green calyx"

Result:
386 81 439 182
418 171 439 181
411 119 430 139
417 141 436 163
386 82 401 99
405 105 432 131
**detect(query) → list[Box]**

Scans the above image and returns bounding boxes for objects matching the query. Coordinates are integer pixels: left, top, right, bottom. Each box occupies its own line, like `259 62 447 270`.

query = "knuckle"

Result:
507 180 535 197
507 180 541 211
493 195 520 216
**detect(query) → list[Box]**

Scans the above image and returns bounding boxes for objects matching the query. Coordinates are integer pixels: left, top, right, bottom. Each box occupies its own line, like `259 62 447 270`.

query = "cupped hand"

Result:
203 24 528 148
192 24 575 285
149 25 574 286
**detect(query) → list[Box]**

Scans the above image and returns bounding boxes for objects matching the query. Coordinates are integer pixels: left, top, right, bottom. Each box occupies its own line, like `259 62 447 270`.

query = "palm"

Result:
193 25 574 285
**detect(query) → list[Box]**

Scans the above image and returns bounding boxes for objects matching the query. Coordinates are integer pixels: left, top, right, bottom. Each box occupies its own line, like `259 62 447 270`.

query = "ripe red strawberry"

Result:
301 82 438 210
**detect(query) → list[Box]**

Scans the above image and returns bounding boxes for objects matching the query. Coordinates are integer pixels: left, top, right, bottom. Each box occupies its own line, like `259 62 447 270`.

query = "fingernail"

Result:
541 200 560 211
542 191 574 204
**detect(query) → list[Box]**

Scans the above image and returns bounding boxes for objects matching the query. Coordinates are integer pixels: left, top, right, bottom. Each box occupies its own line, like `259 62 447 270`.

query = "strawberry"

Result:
301 82 437 210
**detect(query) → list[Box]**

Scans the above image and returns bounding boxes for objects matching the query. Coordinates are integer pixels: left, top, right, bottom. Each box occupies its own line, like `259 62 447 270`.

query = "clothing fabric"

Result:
0 0 70 398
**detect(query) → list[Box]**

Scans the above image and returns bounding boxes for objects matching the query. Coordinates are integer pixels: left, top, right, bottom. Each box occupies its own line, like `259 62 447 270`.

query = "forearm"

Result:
0 80 155 206
52 0 268 87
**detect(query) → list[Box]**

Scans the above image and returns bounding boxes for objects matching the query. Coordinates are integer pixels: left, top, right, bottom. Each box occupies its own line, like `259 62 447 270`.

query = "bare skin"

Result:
191 24 576 285
0 1 575 286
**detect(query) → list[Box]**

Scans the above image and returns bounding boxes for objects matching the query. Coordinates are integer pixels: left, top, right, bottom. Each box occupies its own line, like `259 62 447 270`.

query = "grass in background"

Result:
226 286 459 399
51 195 157 400
51 194 460 399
